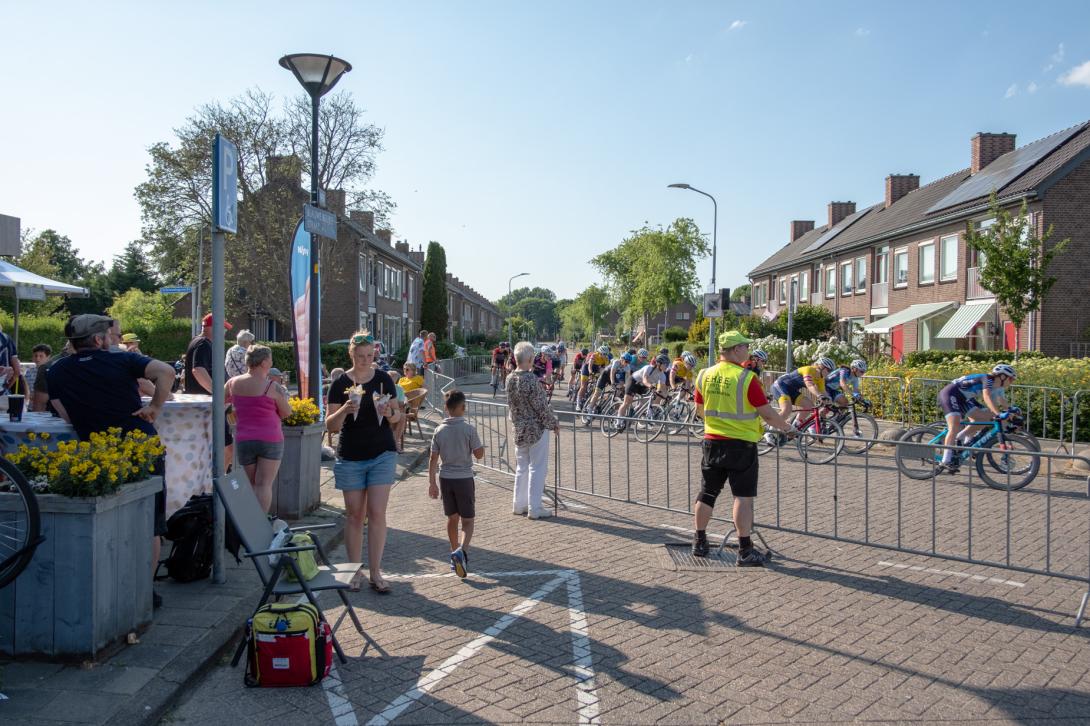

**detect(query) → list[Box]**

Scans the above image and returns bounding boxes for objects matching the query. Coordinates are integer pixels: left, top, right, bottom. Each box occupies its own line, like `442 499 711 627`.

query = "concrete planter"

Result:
0 477 160 660
269 423 324 519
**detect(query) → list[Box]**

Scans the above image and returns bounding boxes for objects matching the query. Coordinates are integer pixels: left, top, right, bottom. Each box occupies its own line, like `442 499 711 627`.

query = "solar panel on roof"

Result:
927 123 1087 214
802 206 872 253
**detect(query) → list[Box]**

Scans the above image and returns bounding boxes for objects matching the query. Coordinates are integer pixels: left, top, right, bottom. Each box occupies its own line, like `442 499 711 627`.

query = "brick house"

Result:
748 121 1090 360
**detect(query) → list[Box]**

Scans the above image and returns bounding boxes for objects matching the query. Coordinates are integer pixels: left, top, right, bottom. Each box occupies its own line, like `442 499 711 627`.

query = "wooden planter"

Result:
269 423 324 519
0 477 160 660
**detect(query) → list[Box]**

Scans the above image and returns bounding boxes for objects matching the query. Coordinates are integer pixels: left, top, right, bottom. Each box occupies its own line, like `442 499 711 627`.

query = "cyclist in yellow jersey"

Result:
576 346 611 411
770 357 836 421
669 351 697 392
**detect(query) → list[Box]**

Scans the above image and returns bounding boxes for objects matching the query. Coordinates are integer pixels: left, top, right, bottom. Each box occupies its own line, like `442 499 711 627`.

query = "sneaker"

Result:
762 432 781 447
512 507 528 516
943 461 961 474
528 509 554 520
451 549 467 579
736 548 768 567
691 532 709 558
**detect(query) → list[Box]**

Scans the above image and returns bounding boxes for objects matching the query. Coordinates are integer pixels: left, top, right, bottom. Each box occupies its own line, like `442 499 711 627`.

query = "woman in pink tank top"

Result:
225 345 292 512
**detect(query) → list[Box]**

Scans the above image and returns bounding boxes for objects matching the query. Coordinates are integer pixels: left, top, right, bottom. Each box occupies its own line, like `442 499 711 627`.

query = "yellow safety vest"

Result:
696 361 762 442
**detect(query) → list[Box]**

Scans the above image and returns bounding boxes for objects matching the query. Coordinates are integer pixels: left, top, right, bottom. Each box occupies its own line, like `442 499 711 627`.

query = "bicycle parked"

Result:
0 457 44 590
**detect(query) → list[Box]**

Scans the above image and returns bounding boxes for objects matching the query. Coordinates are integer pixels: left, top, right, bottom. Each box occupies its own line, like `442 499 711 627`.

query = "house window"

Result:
800 271 809 300
825 266 836 298
918 241 935 284
408 276 414 305
894 248 908 287
855 257 866 292
779 279 786 304
940 234 958 281
676 311 684 320
875 246 889 285
841 262 853 296
358 255 367 292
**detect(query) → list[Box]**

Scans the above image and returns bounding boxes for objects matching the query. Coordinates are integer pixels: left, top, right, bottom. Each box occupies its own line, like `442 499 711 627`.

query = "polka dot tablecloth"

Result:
0 412 79 453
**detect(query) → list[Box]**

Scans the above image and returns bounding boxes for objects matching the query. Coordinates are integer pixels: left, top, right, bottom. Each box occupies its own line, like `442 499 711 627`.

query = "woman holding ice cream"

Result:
327 331 402 593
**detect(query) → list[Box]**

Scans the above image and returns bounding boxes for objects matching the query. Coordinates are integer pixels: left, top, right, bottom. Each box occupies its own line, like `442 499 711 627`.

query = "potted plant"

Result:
0 429 164 659
269 397 323 519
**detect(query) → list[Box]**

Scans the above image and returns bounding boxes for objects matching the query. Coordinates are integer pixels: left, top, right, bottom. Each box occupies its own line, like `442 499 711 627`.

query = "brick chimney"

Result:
395 241 410 254
828 202 856 228
324 189 346 217
349 210 374 233
376 229 392 246
971 132 1016 174
266 155 301 185
885 174 920 208
790 220 815 242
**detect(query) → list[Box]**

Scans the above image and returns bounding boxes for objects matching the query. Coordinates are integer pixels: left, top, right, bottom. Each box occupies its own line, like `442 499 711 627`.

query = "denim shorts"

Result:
334 450 398 491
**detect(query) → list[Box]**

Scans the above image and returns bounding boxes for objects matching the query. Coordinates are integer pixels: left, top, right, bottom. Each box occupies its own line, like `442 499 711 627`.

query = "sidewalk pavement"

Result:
0 409 442 726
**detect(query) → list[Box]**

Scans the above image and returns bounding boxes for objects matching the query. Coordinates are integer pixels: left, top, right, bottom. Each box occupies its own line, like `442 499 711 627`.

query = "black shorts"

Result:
698 438 758 505
626 380 650 397
154 456 167 536
596 370 612 390
440 477 476 519
939 384 980 417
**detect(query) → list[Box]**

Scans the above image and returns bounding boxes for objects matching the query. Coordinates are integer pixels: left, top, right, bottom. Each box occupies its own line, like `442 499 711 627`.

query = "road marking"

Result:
877 560 1025 588
565 571 600 724
322 664 359 726
366 573 570 725
660 524 693 534
382 569 576 580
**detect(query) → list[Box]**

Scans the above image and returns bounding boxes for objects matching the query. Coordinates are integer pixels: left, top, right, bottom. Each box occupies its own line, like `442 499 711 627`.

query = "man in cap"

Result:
47 314 177 605
691 330 793 566
186 313 234 465
120 333 143 354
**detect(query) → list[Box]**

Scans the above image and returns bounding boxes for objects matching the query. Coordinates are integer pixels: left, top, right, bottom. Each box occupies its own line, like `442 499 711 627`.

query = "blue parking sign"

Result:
212 133 238 233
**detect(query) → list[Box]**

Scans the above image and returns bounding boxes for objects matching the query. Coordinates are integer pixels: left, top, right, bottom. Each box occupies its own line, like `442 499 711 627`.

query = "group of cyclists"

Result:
489 337 1021 474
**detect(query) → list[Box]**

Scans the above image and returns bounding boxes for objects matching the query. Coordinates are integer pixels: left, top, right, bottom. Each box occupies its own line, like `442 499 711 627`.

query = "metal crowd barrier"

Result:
904 378 1067 444
462 396 1090 626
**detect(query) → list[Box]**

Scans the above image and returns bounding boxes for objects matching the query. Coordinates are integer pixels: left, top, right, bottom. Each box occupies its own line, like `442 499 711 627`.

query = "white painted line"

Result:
877 560 1025 588
366 573 570 726
381 569 576 580
565 571 600 724
322 664 360 726
660 524 694 534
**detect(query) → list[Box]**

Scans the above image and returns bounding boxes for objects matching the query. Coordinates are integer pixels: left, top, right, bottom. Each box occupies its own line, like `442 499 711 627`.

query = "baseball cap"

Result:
268 368 283 377
121 333 140 344
65 314 114 340
202 313 233 330
717 329 753 350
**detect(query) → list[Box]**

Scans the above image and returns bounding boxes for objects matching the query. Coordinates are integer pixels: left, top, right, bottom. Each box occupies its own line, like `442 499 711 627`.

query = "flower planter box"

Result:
0 477 160 660
269 423 324 519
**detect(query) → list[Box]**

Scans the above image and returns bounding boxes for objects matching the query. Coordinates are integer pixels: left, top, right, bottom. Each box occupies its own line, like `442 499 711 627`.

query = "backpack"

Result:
245 602 332 687
159 494 214 583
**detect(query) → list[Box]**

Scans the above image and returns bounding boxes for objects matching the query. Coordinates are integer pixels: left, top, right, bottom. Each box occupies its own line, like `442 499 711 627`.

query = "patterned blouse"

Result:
505 370 558 448
225 344 248 378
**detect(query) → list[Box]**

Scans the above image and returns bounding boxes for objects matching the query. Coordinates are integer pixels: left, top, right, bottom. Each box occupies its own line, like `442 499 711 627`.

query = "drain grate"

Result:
660 542 747 571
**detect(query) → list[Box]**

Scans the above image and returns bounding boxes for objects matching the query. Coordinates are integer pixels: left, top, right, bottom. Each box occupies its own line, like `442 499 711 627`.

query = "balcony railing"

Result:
871 281 888 309
967 267 993 299
810 292 823 305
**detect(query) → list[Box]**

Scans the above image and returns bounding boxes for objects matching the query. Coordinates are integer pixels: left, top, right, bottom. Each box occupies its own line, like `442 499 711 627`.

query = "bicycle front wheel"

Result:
600 401 623 438
841 412 879 455
634 405 665 443
895 425 945 480
0 458 42 590
664 401 690 436
796 418 844 465
977 434 1040 491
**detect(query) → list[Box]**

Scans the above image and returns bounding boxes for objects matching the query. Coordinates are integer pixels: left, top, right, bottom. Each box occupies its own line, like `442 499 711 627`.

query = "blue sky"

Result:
1 1 1087 302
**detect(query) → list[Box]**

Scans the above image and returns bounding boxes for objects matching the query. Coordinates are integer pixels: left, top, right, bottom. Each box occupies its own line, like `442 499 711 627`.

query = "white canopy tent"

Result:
0 259 89 349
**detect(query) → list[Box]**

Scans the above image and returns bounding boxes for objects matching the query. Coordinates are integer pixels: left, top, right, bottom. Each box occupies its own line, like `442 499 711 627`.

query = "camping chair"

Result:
403 388 428 442
214 476 364 667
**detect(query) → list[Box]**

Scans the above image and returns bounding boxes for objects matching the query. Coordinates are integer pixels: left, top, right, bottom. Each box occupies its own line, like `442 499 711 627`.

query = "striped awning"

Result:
936 302 995 339
862 301 955 334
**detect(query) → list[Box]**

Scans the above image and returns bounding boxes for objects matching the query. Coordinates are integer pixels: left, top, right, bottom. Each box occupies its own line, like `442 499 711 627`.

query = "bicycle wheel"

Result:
895 425 945 480
635 404 666 443
796 418 844 465
664 400 691 436
0 458 42 590
756 425 779 456
977 434 1040 490
841 412 879 455
600 401 623 438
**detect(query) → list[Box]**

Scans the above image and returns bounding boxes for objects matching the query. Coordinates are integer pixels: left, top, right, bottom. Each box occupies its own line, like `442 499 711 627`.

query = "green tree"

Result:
591 218 709 330
106 241 158 294
730 284 751 302
965 194 1070 358
505 314 535 340
107 289 176 331
511 297 558 339
420 241 448 338
772 304 836 341
562 284 611 341
6 229 111 316
497 286 556 310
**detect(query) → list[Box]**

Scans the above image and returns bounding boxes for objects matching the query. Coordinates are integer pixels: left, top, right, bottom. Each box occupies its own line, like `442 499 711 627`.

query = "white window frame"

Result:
841 262 853 297
358 255 367 292
790 274 799 304
778 278 786 304
855 256 866 293
408 276 414 305
893 247 909 288
799 271 809 301
940 234 958 281
825 266 836 299
875 245 889 285
918 241 935 285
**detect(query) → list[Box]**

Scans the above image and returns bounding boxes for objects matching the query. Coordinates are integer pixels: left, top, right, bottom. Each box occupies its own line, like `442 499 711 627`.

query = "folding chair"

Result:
403 388 428 441
214 476 365 666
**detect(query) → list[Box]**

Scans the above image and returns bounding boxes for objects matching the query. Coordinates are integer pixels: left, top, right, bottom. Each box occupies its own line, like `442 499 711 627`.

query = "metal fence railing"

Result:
462 397 1090 626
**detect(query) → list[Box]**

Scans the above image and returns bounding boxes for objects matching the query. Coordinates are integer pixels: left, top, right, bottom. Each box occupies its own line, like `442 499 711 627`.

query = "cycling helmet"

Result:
658 347 669 357
655 354 671 366
558 342 566 351
815 356 835 372
991 363 1017 379
850 359 868 373
597 345 610 356
751 349 769 364
682 352 697 368
622 352 636 365
637 348 649 359
580 347 589 355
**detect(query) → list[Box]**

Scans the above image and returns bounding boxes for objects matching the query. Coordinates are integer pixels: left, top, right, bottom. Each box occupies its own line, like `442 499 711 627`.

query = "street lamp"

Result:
279 53 352 403
668 183 718 362
507 272 529 346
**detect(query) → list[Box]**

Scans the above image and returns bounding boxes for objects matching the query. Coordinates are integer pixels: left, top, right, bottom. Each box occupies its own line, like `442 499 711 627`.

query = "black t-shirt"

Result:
328 370 398 461
184 336 214 393
46 349 157 441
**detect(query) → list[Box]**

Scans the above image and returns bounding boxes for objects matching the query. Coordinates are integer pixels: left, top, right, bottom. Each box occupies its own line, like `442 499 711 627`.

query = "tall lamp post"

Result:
507 272 529 345
668 183 718 362
279 53 352 402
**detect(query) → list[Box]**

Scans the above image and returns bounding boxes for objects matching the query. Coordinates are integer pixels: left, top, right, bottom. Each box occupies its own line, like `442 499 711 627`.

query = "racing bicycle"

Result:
0 457 43 590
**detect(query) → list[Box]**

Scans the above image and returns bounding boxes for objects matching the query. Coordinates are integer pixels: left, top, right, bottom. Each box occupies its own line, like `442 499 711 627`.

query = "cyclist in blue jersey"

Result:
826 359 867 407
585 351 634 412
937 363 1017 471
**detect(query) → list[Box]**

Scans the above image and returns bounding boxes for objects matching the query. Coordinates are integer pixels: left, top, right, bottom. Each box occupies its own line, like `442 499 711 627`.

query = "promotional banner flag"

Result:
289 219 321 412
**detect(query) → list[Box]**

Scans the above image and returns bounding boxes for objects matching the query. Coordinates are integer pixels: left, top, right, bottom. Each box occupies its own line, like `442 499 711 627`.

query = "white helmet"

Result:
682 352 697 368
597 345 610 356
991 363 1017 379
815 357 835 372
850 359 868 373
637 348 649 359
543 344 556 355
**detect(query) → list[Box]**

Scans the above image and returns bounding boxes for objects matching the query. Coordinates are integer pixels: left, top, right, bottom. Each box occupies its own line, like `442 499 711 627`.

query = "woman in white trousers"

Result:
505 341 559 518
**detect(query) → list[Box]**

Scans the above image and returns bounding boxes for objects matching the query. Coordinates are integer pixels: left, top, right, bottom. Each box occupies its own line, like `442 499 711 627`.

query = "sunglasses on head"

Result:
351 334 374 345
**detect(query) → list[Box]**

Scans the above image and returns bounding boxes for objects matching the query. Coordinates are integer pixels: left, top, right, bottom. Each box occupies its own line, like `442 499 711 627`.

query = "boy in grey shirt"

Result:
429 390 484 578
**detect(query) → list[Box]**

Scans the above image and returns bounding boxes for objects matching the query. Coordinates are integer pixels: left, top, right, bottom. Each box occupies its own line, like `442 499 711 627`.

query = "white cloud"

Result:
728 19 747 31
1045 42 1065 72
684 53 694 64
1027 81 1039 94
1004 83 1018 99
1060 60 1090 87
855 27 870 37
